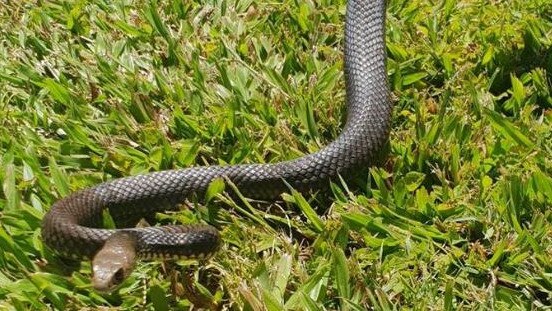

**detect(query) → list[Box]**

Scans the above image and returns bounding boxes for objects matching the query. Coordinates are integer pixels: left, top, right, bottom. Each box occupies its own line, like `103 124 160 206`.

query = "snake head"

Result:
92 231 137 292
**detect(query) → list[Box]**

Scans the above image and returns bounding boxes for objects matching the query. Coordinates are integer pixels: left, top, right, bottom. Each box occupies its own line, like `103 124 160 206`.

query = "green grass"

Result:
1 0 551 309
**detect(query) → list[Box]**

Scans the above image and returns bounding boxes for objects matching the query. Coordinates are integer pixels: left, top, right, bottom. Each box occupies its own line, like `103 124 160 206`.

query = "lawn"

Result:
0 0 551 309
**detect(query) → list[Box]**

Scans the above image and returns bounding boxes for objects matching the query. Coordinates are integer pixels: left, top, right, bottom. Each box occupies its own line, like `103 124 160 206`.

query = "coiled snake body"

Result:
42 0 391 291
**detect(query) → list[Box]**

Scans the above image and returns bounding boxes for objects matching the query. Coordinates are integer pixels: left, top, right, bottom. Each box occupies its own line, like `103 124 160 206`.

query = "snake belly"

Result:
41 0 391 263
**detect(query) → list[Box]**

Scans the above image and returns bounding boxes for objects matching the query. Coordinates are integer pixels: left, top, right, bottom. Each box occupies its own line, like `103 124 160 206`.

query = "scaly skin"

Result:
42 0 391 290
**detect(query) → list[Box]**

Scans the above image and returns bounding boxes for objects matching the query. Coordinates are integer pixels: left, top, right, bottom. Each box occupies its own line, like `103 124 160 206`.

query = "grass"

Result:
0 0 551 309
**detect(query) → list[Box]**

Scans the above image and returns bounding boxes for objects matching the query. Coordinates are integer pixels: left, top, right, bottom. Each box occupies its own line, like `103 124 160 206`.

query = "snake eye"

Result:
112 268 125 285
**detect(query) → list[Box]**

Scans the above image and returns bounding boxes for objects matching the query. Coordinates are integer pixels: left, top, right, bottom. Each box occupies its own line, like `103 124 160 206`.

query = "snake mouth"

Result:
92 267 126 293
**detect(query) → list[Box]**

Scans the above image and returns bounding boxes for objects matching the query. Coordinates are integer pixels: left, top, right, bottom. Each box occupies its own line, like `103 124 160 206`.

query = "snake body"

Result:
42 0 390 291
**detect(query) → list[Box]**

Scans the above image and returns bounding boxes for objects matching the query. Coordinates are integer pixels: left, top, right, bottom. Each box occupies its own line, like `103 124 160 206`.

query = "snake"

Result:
41 0 391 292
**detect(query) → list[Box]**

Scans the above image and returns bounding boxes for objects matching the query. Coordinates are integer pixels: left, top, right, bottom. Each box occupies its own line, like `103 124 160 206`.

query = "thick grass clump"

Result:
0 0 551 309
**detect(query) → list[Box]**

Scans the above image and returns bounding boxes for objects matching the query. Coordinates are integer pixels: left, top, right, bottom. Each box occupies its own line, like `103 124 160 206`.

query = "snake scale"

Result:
42 0 391 291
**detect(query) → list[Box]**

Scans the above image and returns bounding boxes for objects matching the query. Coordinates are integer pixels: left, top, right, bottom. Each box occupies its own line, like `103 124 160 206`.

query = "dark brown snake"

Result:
42 0 391 291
